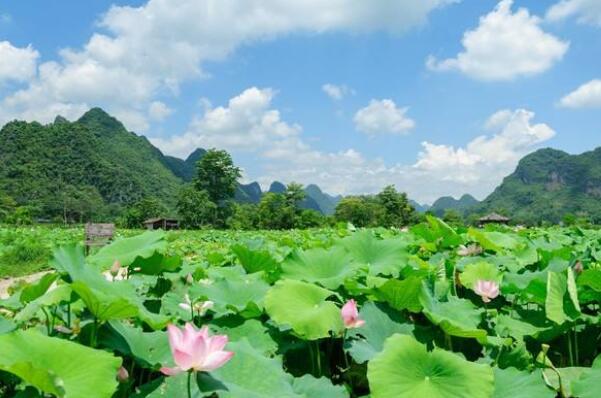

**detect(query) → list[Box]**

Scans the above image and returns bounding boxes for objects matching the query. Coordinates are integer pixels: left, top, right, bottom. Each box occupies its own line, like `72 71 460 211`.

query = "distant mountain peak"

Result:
77 107 126 132
268 181 286 194
53 115 69 125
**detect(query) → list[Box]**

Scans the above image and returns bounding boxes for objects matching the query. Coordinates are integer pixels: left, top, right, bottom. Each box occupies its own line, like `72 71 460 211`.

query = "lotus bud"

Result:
573 261 583 274
185 273 194 285
474 280 500 303
117 366 129 383
341 299 365 329
110 260 121 277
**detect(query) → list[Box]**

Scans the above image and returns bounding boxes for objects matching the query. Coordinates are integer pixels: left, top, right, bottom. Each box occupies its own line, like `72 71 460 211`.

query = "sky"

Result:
0 0 600 204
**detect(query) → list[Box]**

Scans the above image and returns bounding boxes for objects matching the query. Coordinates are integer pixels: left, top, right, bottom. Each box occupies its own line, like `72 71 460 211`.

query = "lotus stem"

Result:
567 331 574 367
187 371 192 398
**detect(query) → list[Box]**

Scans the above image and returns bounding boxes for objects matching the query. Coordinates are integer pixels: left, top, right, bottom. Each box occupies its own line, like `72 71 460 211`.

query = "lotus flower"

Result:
457 244 482 257
474 280 500 303
160 323 234 376
341 299 365 329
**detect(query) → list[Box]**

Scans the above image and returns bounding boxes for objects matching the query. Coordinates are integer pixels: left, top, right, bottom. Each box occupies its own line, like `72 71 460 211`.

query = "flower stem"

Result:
314 341 322 376
187 371 192 398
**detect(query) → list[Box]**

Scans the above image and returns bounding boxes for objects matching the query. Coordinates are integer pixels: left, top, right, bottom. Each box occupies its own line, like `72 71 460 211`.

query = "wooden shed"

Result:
143 218 179 230
478 213 510 226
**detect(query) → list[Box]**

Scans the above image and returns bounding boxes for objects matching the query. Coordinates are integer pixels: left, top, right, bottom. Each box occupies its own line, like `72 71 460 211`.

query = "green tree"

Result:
442 209 463 226
176 185 216 229
122 197 167 228
193 149 241 227
376 185 415 227
296 209 325 228
257 193 289 229
0 194 16 222
229 203 260 230
334 196 379 227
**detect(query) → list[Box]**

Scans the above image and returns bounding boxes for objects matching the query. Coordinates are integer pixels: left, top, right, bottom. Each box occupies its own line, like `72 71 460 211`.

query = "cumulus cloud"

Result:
353 99 415 136
0 0 454 127
148 101 173 121
322 83 353 100
547 0 601 26
427 0 569 81
0 41 39 83
153 87 554 203
559 79 601 108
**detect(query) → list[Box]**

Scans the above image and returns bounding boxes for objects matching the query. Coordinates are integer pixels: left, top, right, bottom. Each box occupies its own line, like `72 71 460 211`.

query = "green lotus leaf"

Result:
291 374 349 398
100 321 171 368
571 368 601 398
231 243 281 280
339 231 409 277
459 261 501 290
19 273 59 304
191 271 269 318
420 289 487 342
495 314 550 341
265 279 343 340
374 276 424 313
542 367 588 397
0 315 15 334
578 269 601 292
0 329 121 398
130 252 182 275
213 318 278 356
493 368 554 398
14 284 72 323
368 334 494 398
281 246 357 289
89 230 166 268
347 302 414 364
545 271 580 325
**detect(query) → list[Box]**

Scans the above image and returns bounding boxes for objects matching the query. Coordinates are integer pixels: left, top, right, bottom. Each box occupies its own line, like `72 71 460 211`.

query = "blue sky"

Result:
1 0 600 203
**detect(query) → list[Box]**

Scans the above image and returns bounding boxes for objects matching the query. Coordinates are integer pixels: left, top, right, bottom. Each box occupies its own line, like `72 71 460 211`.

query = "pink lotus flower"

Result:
341 299 365 329
160 323 234 376
474 280 500 303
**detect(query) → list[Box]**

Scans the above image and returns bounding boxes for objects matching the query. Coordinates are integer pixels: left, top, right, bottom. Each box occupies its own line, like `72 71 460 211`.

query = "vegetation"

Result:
0 219 600 397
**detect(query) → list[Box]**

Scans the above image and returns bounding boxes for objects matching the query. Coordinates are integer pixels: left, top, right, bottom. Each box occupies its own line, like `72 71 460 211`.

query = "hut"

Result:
478 213 510 226
143 218 179 230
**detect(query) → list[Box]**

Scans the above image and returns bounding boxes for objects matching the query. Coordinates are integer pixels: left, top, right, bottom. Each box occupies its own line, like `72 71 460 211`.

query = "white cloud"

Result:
354 99 415 135
547 0 601 26
150 87 301 158
322 83 353 100
559 79 601 108
154 88 553 203
148 101 173 121
427 0 569 81
0 0 454 127
0 41 39 83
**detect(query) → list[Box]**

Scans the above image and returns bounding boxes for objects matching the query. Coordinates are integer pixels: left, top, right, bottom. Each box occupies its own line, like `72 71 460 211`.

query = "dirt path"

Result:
0 271 50 299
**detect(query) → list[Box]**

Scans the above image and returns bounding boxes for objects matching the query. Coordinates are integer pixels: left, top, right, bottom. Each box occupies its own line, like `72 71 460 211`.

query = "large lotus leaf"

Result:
420 290 487 342
281 246 357 289
89 230 166 267
545 271 580 325
578 269 601 292
191 271 269 318
426 216 463 248
0 315 15 334
468 229 518 252
495 314 550 341
100 321 171 368
210 339 299 398
0 329 121 398
339 231 409 277
542 367 588 397
459 261 501 290
53 245 168 329
291 375 349 398
374 276 424 313
19 273 59 304
493 368 554 398
265 280 343 340
130 252 182 275
213 318 278 356
231 243 281 279
368 334 494 398
347 302 414 364
571 367 601 398
14 284 72 323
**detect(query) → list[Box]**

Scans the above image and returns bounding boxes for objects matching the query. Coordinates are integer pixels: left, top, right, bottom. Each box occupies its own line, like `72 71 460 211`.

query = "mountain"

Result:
163 148 207 182
268 181 287 194
409 200 430 213
304 184 341 215
429 194 479 217
476 147 601 224
236 182 263 203
0 108 182 218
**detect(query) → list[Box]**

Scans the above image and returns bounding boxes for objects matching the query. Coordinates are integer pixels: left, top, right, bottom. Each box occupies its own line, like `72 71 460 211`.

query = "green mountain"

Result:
304 184 341 215
163 148 207 182
0 108 182 219
429 194 479 217
476 147 601 224
409 200 430 213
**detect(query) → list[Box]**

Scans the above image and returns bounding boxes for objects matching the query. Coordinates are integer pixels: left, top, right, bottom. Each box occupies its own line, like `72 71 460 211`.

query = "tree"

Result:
296 209 325 228
334 196 379 227
376 185 415 227
229 203 260 230
0 194 16 222
193 149 241 227
194 149 241 203
442 209 463 225
176 185 216 229
257 193 288 229
122 197 167 228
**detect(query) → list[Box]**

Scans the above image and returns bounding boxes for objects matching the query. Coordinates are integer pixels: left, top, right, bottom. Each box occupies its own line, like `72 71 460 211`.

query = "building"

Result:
143 218 179 230
478 213 510 226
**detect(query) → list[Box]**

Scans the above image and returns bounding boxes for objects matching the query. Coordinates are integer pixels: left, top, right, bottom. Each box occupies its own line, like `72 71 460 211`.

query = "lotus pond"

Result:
0 218 600 397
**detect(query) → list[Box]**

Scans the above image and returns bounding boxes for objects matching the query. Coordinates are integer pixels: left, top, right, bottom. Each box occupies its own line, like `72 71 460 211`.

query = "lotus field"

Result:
0 218 600 397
